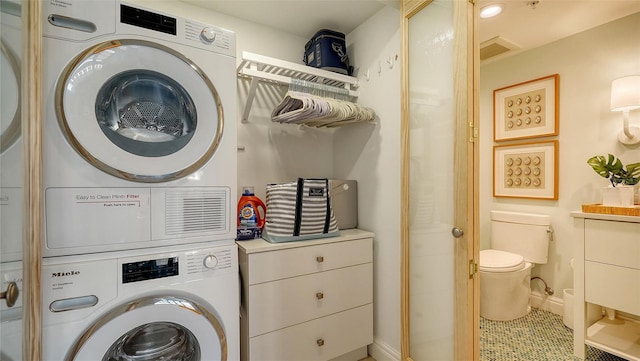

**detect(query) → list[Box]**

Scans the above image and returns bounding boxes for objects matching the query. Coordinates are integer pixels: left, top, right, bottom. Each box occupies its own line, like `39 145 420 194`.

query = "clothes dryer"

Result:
42 243 239 360
42 1 237 257
1 1 23 263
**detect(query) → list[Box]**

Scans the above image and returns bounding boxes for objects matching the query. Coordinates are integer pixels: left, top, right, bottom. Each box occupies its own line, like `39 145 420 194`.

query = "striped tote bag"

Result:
263 178 339 243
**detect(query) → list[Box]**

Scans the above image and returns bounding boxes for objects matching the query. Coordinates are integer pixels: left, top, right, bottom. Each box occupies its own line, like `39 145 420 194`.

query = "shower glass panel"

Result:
408 0 455 359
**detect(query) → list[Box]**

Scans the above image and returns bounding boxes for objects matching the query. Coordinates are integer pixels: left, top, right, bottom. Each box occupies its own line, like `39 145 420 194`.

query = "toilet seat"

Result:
479 249 525 273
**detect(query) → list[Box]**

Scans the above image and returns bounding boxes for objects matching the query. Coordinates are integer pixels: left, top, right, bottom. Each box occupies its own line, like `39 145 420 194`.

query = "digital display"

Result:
120 4 177 36
122 257 179 284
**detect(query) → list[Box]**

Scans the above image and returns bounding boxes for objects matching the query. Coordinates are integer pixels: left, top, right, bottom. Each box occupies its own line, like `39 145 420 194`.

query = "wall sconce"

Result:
610 75 640 145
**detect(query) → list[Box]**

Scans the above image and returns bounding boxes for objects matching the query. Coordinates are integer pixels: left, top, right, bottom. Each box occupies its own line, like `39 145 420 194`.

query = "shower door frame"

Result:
400 0 480 360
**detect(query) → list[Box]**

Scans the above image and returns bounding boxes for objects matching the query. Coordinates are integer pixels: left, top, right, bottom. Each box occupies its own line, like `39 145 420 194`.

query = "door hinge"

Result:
468 122 477 143
469 259 478 279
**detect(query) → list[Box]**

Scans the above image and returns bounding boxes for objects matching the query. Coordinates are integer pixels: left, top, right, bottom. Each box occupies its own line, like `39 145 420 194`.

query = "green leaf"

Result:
587 154 639 187
587 155 610 179
624 162 640 185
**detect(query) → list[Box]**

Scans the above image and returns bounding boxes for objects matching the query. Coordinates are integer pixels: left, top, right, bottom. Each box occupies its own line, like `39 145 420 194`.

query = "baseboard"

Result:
530 290 564 316
368 338 401 361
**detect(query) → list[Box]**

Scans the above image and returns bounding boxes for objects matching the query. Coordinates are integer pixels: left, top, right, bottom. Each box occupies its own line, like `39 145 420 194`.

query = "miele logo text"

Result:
52 271 80 277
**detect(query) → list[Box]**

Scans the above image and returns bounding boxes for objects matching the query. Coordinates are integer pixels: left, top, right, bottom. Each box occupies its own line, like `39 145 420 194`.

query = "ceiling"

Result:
477 0 640 62
183 0 394 39
184 0 640 61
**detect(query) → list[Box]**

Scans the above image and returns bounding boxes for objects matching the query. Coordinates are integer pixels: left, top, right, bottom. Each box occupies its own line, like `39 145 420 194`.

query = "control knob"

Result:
203 254 219 269
200 27 217 44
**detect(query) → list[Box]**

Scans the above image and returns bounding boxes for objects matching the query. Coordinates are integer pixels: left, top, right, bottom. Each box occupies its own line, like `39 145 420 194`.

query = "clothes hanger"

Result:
271 78 375 127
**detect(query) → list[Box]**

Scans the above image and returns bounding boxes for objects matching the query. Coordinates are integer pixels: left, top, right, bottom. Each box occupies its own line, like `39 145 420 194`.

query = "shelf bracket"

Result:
242 77 259 123
241 61 262 123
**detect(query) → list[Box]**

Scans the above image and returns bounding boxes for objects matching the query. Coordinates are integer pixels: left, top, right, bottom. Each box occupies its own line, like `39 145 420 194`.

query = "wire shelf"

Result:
237 51 361 122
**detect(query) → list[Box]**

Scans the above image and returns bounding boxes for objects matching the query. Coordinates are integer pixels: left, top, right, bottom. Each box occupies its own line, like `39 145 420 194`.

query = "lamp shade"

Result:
610 75 640 112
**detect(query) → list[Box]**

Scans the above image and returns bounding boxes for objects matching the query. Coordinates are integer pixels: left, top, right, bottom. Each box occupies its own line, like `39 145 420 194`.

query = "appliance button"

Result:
203 254 219 269
200 27 216 43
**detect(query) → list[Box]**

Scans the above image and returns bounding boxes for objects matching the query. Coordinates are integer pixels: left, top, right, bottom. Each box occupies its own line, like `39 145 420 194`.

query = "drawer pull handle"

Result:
316 292 324 300
317 338 325 347
316 256 324 263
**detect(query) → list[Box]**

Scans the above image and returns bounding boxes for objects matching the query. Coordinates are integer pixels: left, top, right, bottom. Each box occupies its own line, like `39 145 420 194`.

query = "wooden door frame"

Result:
400 0 479 360
23 1 43 359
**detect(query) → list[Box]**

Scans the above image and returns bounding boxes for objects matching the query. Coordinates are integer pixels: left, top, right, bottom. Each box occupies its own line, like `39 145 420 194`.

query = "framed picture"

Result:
493 74 559 142
493 140 558 200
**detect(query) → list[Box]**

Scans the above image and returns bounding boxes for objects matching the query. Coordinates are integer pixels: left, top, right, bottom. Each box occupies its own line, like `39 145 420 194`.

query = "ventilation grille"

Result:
480 36 520 61
165 190 227 235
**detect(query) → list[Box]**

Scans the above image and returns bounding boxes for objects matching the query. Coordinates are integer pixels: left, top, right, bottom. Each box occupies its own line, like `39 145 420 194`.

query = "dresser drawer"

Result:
248 263 372 337
245 238 372 285
585 261 640 316
585 219 640 270
249 303 373 361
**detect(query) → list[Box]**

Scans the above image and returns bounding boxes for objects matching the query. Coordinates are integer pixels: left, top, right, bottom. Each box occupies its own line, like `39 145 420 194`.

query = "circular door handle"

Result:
1 281 19 308
451 227 464 238
317 338 325 347
316 256 324 263
316 292 324 300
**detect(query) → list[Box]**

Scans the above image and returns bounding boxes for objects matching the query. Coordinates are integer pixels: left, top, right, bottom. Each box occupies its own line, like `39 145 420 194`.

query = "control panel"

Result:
186 247 233 275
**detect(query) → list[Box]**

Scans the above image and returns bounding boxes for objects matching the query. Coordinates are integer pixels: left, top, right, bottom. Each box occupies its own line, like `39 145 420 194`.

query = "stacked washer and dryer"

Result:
41 1 239 360
1 2 25 360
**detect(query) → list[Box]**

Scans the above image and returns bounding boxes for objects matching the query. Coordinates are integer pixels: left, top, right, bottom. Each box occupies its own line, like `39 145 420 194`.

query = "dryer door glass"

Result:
95 69 197 157
103 322 200 361
0 40 21 154
56 40 224 182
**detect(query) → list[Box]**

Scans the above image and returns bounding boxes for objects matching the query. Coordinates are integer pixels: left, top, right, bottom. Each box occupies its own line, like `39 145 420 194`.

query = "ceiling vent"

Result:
480 36 520 61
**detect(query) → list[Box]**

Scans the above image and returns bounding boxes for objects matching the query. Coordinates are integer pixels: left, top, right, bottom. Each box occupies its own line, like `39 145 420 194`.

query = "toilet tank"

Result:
490 210 551 264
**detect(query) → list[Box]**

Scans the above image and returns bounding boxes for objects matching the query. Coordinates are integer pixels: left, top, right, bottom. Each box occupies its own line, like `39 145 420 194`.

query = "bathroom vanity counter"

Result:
571 211 640 361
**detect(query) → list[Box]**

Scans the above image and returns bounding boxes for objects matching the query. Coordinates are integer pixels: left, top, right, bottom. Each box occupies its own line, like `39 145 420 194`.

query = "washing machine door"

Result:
1 39 21 154
56 39 224 183
66 295 227 361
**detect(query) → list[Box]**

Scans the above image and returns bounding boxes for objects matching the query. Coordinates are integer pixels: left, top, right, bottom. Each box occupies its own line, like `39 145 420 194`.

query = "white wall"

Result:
339 6 402 361
134 0 335 203
139 1 403 359
480 12 640 298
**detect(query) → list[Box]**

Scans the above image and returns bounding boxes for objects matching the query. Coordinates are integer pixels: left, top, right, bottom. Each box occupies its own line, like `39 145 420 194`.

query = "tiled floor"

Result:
480 308 627 361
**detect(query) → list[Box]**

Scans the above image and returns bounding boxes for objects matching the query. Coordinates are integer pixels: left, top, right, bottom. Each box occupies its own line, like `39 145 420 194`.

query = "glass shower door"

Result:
401 0 477 359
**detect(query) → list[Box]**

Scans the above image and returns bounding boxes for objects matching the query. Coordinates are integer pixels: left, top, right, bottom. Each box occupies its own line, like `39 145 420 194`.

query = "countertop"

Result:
236 228 375 254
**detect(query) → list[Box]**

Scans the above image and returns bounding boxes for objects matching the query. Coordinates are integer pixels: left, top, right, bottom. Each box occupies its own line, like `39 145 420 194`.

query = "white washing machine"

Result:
42 243 239 360
42 0 237 257
1 1 23 263
0 261 23 361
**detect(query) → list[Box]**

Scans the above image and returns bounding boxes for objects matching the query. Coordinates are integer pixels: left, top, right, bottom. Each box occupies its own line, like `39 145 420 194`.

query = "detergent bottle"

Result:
236 186 266 240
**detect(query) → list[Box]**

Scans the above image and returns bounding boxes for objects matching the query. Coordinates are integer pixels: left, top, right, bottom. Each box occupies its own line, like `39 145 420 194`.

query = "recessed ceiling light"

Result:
480 4 503 18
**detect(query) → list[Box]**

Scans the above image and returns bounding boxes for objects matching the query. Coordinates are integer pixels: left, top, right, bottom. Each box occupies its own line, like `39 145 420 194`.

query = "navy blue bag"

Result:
304 29 353 76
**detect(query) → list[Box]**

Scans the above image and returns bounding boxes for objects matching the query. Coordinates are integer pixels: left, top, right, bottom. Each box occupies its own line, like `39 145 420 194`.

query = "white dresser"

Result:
571 211 640 361
237 229 374 361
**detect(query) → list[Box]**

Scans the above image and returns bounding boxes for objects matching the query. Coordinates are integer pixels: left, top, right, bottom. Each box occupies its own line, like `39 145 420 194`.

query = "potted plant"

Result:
587 154 640 206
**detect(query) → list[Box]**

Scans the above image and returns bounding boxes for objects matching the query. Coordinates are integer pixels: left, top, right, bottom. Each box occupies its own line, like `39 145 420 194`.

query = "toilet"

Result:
480 210 551 321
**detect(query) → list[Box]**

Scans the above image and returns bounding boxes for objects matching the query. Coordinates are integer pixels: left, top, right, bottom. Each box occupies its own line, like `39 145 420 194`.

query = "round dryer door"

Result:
1 40 21 154
55 39 224 182
66 295 227 361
